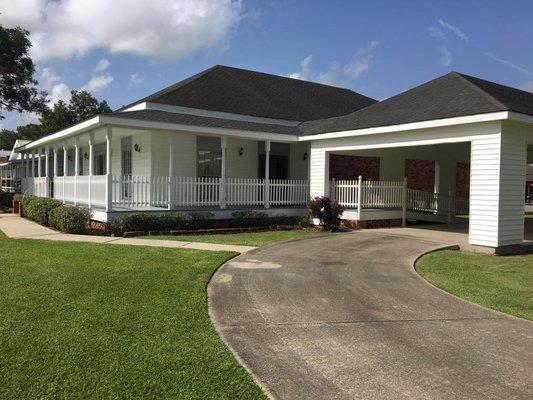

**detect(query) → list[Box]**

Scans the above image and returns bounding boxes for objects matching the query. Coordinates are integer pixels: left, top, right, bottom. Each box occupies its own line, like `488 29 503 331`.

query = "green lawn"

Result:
0 237 265 399
416 250 533 320
140 228 329 246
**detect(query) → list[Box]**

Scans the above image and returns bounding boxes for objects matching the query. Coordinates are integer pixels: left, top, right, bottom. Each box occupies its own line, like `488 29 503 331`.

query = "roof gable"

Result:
121 65 377 121
300 72 533 135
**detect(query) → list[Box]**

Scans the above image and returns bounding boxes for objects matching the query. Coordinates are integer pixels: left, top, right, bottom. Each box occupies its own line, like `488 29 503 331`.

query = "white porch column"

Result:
220 136 227 209
264 140 270 208
74 138 79 205
88 133 94 208
53 147 58 200
63 144 68 202
434 160 440 214
469 127 527 248
37 148 42 178
31 150 36 178
105 126 113 212
45 147 50 197
309 145 330 198
167 133 175 210
24 152 29 178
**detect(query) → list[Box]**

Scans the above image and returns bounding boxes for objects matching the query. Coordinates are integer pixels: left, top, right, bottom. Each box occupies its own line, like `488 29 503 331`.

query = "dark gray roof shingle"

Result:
119 65 377 121
108 109 301 135
299 72 533 135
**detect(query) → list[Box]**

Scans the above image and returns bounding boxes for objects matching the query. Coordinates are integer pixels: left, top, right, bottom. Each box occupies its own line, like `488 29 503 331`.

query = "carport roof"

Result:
299 72 533 135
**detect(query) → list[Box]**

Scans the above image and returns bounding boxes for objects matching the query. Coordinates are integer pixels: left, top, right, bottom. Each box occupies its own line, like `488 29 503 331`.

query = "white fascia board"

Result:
99 115 299 142
120 102 302 126
507 111 533 125
18 117 102 151
297 111 510 141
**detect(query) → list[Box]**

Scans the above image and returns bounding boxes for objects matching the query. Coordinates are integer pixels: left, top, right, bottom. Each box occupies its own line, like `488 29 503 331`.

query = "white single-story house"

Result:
3 65 533 251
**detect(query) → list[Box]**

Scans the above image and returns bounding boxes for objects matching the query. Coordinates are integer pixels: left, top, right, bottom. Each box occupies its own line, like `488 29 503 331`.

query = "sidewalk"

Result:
0 214 256 253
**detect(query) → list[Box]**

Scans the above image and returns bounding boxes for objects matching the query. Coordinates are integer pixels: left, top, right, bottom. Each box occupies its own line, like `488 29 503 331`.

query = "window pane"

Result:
197 136 221 177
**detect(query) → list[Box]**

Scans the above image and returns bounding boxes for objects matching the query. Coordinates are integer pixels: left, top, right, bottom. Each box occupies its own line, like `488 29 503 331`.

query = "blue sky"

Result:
1 0 532 129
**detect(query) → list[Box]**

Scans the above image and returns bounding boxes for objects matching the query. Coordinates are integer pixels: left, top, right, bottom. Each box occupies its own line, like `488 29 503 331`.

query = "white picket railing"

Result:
226 178 263 206
270 179 309 206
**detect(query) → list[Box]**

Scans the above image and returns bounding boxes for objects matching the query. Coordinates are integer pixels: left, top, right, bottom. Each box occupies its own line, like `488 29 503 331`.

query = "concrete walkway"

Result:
209 231 533 399
0 214 255 253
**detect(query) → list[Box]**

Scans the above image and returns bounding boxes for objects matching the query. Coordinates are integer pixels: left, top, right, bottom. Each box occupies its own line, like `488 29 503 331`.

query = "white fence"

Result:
331 177 468 219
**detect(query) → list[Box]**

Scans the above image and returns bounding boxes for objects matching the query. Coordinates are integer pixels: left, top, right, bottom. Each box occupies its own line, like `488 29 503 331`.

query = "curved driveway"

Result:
209 231 533 399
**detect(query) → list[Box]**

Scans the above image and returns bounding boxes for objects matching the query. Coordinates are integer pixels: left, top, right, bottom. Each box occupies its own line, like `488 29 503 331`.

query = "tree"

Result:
15 123 42 141
39 100 74 137
0 129 19 150
0 25 47 119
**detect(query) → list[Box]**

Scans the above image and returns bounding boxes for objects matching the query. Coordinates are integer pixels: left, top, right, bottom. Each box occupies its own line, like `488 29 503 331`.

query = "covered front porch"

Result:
17 122 310 221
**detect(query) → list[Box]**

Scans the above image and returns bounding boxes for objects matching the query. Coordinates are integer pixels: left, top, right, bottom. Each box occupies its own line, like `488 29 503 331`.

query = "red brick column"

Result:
329 155 380 180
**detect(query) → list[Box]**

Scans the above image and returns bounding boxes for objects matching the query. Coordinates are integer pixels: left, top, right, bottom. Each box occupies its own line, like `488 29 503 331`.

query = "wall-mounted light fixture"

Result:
83 152 89 160
68 155 73 161
134 143 142 153
303 152 308 161
238 147 244 156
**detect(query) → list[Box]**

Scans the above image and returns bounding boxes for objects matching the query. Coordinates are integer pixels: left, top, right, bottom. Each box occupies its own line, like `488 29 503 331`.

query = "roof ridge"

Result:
452 72 509 110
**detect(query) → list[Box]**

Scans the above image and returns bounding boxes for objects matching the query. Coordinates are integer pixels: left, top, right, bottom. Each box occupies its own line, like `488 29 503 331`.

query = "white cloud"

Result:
286 55 313 80
40 68 72 105
522 81 533 92
0 0 244 61
438 19 469 41
438 46 452 66
128 73 143 87
344 40 379 78
94 58 110 73
81 74 114 93
485 53 533 78
428 25 444 39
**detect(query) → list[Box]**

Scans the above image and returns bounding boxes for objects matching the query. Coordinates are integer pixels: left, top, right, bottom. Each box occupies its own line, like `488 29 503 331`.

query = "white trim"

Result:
298 111 511 141
120 102 302 126
99 115 298 142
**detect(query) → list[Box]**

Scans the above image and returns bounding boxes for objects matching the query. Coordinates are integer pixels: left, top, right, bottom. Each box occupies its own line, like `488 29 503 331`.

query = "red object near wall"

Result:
329 155 380 180
405 159 435 191
456 162 470 198
12 200 20 214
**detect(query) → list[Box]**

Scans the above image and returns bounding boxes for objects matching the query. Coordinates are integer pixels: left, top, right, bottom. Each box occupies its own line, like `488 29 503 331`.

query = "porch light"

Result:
303 152 308 161
238 147 244 156
84 152 89 160
134 143 142 153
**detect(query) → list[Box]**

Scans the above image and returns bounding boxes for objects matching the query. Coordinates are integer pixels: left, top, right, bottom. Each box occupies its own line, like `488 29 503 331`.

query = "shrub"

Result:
23 197 62 226
108 212 187 235
298 214 313 228
187 212 215 230
49 206 92 234
307 196 344 231
231 210 269 228
0 191 14 207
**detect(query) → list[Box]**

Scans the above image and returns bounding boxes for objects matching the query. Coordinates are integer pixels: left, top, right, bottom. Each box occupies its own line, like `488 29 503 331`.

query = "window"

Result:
197 136 221 178
258 142 289 180
93 144 106 175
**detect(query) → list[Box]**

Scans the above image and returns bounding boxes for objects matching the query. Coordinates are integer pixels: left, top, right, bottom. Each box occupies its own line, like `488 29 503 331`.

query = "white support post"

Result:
264 140 270 209
105 127 113 212
434 161 440 214
88 133 94 209
37 148 42 178
357 175 363 221
45 147 50 197
31 150 36 178
402 177 407 227
53 148 58 200
167 133 175 210
330 178 336 201
220 136 227 209
63 144 67 202
74 138 79 206
24 152 29 178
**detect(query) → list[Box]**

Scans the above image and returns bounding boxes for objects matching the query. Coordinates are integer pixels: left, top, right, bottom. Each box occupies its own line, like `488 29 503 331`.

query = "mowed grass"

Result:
416 250 533 320
140 228 329 246
0 237 265 399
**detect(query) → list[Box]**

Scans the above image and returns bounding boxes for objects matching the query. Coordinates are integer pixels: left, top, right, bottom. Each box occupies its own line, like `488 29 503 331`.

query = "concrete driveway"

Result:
209 230 533 399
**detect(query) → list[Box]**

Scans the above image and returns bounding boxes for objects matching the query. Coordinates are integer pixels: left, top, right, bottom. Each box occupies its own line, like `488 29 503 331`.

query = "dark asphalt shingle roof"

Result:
299 72 533 135
119 65 377 121
108 110 301 135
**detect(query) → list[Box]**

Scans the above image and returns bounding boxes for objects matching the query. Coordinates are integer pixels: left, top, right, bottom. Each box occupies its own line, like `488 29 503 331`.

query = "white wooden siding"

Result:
226 137 258 178
310 145 328 197
290 142 309 180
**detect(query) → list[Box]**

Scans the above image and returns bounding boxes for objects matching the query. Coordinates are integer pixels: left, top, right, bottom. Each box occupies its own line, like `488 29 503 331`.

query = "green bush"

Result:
231 210 269 228
23 197 62 226
187 212 215 229
109 212 188 235
307 196 344 231
49 206 92 234
0 191 14 207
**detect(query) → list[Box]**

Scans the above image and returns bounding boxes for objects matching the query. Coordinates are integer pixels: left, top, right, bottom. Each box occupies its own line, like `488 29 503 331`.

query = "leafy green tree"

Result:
15 123 42 141
0 25 47 119
68 90 112 122
0 128 19 150
39 100 74 136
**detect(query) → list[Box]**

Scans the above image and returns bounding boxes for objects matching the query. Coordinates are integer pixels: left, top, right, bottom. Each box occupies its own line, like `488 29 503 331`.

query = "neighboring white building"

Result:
5 66 533 251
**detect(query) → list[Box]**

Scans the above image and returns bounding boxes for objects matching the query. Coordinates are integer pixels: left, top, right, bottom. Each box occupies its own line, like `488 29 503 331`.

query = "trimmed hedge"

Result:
49 206 92 234
108 213 188 236
23 197 63 226
0 191 14 207
231 211 269 228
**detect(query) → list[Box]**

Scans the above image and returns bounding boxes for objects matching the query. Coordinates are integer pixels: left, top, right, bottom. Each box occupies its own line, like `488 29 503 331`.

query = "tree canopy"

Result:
0 24 47 119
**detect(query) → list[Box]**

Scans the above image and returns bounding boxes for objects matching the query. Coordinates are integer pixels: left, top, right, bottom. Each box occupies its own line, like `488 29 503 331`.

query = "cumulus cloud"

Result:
40 68 71 105
80 59 113 93
286 55 313 80
0 0 244 61
94 58 110 73
438 46 452 66
438 19 469 41
343 40 379 78
128 73 144 87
